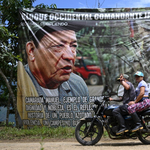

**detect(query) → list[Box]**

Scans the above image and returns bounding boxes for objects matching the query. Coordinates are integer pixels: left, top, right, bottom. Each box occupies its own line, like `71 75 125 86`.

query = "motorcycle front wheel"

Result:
138 117 150 144
75 120 103 145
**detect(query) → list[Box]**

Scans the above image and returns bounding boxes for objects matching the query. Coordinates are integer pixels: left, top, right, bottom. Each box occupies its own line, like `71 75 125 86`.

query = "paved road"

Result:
0 139 150 150
88 85 104 96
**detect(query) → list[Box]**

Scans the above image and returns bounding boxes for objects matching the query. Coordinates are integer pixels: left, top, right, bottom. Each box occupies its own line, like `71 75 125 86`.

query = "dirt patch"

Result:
0 137 110 143
0 137 77 143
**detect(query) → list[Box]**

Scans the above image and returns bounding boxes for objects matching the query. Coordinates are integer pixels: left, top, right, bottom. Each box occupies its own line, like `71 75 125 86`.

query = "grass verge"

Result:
0 126 76 140
0 126 109 140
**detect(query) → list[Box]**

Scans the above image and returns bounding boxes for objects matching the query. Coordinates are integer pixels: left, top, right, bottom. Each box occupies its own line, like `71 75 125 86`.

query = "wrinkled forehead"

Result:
40 30 77 44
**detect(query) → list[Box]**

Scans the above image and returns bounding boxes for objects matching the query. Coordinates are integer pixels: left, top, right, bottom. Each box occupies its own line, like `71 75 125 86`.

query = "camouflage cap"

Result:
123 74 129 80
117 74 129 81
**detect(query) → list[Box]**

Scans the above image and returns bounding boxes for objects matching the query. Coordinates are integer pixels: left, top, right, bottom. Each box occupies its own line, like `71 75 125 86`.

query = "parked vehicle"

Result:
73 57 102 85
75 87 150 145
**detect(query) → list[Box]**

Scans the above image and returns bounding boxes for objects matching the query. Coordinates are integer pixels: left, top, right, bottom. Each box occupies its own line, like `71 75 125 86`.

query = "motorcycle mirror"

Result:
117 84 124 97
103 85 108 92
102 85 108 96
94 100 101 105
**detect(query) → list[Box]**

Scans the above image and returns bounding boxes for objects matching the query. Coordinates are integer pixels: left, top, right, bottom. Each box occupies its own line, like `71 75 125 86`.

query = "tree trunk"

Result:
6 95 10 126
0 68 18 127
93 37 113 93
6 62 14 126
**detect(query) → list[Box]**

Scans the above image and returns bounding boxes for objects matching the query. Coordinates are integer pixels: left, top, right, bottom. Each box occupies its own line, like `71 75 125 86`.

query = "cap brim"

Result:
30 20 86 42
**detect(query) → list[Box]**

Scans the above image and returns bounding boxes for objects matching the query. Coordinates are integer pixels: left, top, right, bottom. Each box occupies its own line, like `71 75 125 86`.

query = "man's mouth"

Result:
63 66 71 70
61 66 72 73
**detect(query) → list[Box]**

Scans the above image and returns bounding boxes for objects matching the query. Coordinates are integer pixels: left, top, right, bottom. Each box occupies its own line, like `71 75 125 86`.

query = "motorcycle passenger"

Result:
109 74 136 135
127 71 149 132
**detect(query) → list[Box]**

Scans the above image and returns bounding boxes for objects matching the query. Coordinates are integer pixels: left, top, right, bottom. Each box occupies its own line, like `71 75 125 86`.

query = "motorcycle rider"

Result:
127 71 149 132
109 74 136 135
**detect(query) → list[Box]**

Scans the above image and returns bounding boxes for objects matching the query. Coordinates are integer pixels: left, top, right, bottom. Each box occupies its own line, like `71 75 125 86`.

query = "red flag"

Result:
128 8 134 37
129 20 134 37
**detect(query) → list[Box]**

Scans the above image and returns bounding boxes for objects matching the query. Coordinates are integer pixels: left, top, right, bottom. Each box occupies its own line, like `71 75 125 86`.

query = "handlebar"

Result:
94 96 110 105
103 96 110 101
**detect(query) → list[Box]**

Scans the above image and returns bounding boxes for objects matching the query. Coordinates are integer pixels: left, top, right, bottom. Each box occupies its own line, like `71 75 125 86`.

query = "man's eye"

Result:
52 44 64 48
71 44 77 48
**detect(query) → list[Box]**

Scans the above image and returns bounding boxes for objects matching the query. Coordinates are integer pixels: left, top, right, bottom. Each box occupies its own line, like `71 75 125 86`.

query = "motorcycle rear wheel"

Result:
138 118 150 144
75 120 103 145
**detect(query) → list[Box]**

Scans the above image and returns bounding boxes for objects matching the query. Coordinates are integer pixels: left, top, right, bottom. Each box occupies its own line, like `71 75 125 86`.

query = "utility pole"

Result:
98 0 100 8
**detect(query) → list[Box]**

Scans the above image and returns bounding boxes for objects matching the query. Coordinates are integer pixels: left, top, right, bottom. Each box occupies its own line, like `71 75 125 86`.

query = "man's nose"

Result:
62 46 75 61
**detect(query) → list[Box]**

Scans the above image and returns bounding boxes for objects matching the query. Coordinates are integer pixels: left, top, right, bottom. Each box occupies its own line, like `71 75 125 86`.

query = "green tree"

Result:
77 8 150 93
0 26 20 126
0 0 56 127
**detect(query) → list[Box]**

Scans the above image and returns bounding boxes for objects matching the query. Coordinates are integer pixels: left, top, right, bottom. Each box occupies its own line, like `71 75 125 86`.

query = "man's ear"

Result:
26 41 36 62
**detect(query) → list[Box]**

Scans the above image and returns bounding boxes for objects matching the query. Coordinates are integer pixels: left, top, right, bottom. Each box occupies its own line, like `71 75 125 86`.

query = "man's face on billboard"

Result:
26 30 77 89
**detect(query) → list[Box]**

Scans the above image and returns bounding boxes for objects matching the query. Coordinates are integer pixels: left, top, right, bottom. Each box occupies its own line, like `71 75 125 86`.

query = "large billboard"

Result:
17 8 150 128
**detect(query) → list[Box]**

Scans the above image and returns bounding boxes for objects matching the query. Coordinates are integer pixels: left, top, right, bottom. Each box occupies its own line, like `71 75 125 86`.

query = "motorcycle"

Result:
75 95 150 145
